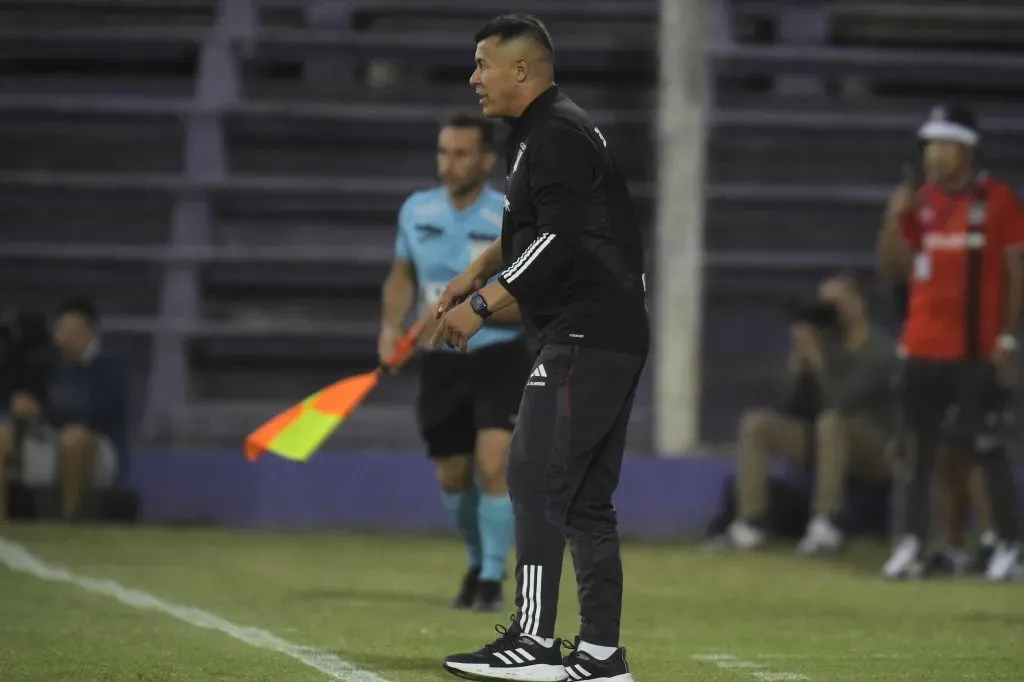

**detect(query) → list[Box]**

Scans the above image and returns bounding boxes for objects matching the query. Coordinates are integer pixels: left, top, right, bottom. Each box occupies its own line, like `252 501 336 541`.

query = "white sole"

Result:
443 661 568 681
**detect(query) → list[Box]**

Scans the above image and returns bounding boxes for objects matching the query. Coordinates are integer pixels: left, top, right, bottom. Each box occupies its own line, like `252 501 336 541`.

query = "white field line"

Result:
0 536 391 682
755 654 903 660
693 653 810 680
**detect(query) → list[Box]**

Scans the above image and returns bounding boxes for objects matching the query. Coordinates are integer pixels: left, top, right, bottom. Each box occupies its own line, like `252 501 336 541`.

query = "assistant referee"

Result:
431 14 648 682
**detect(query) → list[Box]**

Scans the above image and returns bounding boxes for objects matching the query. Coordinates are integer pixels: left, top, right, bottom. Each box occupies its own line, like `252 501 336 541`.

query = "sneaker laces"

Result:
479 616 521 653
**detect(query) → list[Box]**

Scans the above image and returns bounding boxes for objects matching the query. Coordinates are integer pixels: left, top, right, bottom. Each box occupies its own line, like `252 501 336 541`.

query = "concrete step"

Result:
0 0 217 30
0 117 182 174
0 257 163 316
0 184 172 244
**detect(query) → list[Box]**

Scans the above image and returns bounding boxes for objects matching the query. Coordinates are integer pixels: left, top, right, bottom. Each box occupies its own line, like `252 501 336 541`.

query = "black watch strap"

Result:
470 292 492 320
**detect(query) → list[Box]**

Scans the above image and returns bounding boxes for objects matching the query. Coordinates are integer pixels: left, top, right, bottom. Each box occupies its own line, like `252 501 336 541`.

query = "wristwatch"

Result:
997 333 1018 353
470 292 492 320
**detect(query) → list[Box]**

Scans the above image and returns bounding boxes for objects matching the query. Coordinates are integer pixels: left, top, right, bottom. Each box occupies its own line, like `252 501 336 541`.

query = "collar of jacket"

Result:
504 84 560 138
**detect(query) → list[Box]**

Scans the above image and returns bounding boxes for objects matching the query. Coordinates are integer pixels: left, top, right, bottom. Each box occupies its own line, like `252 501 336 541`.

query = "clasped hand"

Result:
430 272 485 352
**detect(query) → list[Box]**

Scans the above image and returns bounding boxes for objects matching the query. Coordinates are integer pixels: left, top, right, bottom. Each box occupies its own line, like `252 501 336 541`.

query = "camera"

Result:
787 300 841 330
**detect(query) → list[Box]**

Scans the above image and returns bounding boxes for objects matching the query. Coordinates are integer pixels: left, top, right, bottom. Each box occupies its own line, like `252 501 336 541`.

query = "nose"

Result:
469 68 480 87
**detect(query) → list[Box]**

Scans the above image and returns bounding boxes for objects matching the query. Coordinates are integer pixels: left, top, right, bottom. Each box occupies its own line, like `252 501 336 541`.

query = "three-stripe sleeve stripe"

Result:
502 234 556 284
503 236 548 281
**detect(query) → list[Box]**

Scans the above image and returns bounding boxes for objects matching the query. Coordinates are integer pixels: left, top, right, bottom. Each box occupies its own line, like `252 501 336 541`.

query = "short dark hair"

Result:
443 112 496 151
57 297 98 326
473 14 554 63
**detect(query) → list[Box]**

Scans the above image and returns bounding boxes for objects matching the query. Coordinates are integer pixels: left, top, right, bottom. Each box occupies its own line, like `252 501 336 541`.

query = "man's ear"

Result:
515 58 529 83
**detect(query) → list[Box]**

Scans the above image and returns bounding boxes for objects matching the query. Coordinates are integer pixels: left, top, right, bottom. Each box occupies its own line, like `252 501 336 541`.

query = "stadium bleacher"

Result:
3 0 1024 451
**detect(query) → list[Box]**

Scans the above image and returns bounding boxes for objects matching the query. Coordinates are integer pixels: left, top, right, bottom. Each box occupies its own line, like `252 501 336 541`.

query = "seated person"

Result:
0 298 128 521
726 274 900 553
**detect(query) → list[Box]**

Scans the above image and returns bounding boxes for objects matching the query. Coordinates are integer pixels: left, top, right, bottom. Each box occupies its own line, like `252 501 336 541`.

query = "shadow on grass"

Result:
959 611 1024 627
344 649 445 674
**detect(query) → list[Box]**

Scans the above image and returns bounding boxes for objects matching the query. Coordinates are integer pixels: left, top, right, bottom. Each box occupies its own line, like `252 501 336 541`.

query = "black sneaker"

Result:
452 566 481 610
473 580 503 613
969 542 997 576
442 617 566 681
922 547 969 578
562 638 635 681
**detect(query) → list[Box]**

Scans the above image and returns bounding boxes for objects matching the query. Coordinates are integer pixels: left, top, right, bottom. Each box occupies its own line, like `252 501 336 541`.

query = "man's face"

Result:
469 37 520 118
819 278 863 326
53 311 93 360
923 139 967 184
437 126 493 197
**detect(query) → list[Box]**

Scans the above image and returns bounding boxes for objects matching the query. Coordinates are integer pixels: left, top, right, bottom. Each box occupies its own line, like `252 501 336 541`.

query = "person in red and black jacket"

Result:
891 281 998 577
877 104 1024 581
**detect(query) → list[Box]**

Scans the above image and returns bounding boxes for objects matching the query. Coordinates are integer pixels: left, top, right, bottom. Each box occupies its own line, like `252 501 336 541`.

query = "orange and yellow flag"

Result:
244 319 426 462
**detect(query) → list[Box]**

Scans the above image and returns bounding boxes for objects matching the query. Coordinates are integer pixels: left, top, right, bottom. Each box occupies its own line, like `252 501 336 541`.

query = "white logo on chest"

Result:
922 232 986 251
512 142 526 175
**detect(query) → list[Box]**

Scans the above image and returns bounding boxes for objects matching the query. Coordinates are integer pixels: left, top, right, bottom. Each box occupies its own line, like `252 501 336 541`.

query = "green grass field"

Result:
1 524 1023 681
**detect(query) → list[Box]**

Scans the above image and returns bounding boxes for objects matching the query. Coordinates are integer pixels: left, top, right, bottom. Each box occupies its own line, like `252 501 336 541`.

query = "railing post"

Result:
141 0 253 440
655 0 709 456
774 2 828 96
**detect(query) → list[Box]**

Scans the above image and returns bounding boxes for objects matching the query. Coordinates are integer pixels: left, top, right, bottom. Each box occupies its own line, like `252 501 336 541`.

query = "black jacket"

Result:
496 85 649 356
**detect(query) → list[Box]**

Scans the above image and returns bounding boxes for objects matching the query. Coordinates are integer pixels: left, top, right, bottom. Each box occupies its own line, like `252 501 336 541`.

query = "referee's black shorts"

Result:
417 339 533 458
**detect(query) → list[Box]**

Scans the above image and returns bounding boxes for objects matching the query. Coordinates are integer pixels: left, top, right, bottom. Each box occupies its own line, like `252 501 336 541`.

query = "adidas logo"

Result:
491 647 537 666
527 363 547 387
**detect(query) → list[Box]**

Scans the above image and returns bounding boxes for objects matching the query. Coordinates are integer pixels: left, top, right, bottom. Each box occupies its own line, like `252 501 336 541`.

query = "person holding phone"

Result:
877 103 1024 581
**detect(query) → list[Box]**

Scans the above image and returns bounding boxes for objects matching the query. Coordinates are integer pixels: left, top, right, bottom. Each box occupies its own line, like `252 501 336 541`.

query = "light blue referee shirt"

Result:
395 185 523 353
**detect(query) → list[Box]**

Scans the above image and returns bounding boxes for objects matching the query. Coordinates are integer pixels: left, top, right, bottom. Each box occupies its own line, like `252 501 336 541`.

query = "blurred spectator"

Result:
724 274 899 553
878 104 1023 581
0 298 127 521
891 284 998 575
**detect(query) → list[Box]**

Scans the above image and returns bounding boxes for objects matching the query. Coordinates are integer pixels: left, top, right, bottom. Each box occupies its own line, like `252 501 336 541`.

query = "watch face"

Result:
472 294 487 315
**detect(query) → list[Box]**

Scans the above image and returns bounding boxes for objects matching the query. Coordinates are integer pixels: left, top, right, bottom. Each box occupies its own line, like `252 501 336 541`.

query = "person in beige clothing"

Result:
727 274 900 554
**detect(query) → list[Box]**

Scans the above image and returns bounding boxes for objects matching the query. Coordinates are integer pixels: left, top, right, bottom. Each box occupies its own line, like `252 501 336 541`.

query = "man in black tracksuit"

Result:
431 14 648 682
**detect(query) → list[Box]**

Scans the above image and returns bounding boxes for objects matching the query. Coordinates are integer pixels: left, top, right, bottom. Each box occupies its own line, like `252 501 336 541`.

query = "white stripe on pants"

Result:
519 565 543 636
